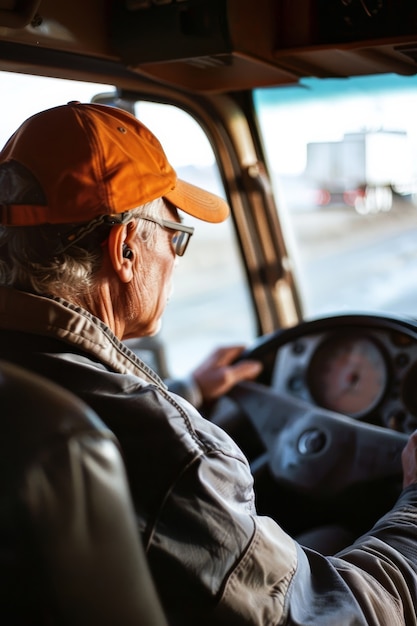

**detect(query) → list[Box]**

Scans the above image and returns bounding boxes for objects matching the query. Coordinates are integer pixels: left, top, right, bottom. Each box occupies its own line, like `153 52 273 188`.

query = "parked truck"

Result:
304 130 416 214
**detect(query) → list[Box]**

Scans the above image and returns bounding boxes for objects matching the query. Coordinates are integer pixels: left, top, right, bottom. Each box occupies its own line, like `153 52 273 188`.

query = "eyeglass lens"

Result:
172 230 190 256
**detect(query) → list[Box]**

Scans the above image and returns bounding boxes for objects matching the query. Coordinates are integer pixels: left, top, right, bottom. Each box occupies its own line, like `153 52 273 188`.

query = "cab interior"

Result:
2 0 417 621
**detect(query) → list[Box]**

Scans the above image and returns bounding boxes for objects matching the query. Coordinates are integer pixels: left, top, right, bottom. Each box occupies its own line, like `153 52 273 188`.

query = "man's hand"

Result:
402 430 417 488
191 345 263 403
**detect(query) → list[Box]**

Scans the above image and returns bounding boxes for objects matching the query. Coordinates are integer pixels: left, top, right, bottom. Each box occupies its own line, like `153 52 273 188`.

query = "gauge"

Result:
308 334 387 417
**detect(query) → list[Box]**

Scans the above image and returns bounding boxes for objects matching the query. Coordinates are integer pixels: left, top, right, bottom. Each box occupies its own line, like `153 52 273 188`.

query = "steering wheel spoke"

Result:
229 380 407 497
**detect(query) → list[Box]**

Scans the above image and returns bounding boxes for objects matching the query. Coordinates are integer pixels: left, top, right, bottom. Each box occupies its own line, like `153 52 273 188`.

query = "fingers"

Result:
192 348 263 403
226 360 263 385
203 345 247 368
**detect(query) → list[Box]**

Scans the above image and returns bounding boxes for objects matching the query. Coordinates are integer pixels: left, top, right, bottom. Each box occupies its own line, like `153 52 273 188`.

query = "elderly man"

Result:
1 101 417 625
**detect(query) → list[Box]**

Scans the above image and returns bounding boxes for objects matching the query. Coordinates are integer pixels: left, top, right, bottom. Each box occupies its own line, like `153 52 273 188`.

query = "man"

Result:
0 101 417 625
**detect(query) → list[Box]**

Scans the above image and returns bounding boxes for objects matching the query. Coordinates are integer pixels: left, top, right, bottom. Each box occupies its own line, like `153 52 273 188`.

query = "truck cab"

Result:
2 0 417 621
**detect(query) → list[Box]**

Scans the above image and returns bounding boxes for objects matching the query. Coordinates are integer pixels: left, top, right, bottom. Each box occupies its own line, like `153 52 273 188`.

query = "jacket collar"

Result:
0 286 166 387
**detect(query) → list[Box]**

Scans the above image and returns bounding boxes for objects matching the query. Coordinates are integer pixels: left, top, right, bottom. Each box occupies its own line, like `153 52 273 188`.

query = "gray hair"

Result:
0 197 167 302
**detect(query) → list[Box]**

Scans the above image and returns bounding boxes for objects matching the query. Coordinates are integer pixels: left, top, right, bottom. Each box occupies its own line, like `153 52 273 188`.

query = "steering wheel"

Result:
223 313 416 498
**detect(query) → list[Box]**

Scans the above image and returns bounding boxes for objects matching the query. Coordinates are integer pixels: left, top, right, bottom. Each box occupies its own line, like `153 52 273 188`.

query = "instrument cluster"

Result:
271 326 417 434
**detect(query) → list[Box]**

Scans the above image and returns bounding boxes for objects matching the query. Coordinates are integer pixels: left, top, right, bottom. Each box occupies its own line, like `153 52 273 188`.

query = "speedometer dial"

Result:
308 335 387 417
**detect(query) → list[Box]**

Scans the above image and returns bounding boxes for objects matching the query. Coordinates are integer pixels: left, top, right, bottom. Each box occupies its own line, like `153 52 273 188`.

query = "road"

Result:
292 199 417 317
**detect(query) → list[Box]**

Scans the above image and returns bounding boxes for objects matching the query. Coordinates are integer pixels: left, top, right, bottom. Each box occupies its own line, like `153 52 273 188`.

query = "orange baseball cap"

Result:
0 101 229 227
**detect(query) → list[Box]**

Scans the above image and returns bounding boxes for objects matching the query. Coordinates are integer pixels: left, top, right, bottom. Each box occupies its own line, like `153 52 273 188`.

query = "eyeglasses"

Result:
140 216 194 257
58 212 194 256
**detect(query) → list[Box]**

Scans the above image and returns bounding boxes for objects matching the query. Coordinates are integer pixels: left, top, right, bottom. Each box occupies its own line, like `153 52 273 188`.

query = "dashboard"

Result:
271 327 417 433
212 312 414 531
245 314 417 435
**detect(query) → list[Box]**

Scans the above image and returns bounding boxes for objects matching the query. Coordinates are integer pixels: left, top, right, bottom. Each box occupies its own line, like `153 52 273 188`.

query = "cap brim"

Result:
164 179 229 223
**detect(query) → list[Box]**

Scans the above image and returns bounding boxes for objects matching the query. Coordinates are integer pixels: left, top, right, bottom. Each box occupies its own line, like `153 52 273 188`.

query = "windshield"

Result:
254 73 417 320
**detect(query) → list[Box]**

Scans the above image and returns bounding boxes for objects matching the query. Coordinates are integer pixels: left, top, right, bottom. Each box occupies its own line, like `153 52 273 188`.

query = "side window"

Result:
0 72 256 378
0 72 111 148
131 102 255 377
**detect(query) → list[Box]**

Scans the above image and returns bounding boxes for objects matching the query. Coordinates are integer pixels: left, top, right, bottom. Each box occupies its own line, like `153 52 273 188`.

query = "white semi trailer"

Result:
305 130 415 213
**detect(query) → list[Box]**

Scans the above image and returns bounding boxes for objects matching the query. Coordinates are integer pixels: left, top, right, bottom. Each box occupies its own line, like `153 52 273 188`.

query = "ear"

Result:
107 221 136 283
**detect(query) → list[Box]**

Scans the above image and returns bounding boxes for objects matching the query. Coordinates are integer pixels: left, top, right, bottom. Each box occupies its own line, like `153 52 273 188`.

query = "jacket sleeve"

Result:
329 486 417 625
207 484 417 626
